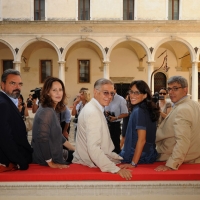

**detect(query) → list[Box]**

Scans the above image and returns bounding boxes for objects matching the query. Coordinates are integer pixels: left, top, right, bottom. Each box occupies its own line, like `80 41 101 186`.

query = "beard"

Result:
6 89 21 99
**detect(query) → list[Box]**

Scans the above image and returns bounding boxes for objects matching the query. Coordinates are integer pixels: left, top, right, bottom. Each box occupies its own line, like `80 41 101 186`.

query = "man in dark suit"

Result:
0 69 33 172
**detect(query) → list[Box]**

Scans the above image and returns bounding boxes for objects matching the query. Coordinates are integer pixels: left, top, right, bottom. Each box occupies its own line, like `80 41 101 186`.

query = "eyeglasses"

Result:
8 81 23 87
159 93 167 95
167 87 183 92
97 90 115 97
128 90 141 96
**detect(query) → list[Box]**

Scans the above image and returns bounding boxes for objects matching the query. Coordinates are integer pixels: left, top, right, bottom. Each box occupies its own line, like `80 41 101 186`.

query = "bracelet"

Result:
131 161 137 167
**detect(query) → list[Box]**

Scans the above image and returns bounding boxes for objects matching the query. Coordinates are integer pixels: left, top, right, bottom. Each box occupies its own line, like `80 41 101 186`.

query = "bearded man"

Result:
0 69 32 172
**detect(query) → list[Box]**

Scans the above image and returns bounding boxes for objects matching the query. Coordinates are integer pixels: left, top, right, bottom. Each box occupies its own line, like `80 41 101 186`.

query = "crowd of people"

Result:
1 69 200 179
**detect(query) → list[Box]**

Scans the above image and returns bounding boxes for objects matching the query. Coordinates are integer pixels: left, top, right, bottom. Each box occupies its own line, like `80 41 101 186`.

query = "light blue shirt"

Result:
172 95 188 107
105 93 128 122
60 106 71 123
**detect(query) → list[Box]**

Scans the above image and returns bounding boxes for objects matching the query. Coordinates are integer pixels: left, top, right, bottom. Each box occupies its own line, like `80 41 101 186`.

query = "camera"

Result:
30 88 42 101
106 111 115 122
152 92 164 104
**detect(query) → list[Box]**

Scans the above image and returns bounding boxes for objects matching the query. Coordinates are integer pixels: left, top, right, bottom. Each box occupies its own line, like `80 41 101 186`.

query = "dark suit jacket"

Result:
0 91 33 170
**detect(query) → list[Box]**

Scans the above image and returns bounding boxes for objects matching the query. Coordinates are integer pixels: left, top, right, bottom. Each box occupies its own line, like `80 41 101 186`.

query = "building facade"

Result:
0 0 200 105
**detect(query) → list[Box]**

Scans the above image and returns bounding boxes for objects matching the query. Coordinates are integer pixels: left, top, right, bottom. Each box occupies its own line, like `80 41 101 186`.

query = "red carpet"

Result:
0 162 200 181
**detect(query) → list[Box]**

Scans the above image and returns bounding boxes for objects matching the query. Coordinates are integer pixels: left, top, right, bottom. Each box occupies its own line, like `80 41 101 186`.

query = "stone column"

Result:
147 61 155 93
58 61 66 85
13 61 22 72
191 61 198 101
103 62 110 79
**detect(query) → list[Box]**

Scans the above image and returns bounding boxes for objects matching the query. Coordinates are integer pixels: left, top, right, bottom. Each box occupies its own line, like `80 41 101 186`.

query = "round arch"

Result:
61 38 106 62
15 38 61 61
152 37 196 62
0 39 16 60
106 37 152 62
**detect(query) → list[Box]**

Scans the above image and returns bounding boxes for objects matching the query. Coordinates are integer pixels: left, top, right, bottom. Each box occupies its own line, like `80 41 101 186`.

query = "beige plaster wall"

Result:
181 0 200 20
110 48 140 77
2 0 200 22
65 47 102 106
137 0 166 20
91 0 122 20
2 0 31 20
47 0 76 20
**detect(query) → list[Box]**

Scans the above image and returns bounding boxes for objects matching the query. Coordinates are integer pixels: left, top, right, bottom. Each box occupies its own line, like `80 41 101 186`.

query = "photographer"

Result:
31 88 41 113
105 84 128 154
26 94 33 108
157 88 172 126
32 97 39 113
18 94 29 119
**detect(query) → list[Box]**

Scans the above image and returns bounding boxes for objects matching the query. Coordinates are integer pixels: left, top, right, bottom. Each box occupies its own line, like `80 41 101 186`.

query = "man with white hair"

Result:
73 78 132 180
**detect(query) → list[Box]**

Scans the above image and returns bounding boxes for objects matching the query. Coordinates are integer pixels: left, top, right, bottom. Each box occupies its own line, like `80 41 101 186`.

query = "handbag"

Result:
24 116 33 132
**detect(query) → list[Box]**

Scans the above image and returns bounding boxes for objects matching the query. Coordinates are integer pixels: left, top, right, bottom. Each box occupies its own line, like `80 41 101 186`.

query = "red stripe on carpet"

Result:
0 162 200 181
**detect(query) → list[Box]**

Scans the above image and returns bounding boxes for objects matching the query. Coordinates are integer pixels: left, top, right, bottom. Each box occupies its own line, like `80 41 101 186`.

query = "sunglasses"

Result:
97 90 115 97
159 93 167 95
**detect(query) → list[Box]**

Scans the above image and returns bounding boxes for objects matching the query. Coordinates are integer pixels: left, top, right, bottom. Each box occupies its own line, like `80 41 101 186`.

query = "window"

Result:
168 0 179 20
78 60 90 83
123 0 134 20
34 0 45 20
3 60 13 71
78 0 90 20
40 60 52 83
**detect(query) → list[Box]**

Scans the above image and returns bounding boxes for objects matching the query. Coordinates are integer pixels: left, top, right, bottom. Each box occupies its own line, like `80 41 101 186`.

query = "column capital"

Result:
191 61 200 65
58 61 66 65
103 61 110 64
146 61 155 64
13 61 22 64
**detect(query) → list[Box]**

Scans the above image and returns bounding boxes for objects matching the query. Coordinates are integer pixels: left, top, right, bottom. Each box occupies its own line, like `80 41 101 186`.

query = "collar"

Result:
92 98 104 113
1 90 18 107
172 95 188 107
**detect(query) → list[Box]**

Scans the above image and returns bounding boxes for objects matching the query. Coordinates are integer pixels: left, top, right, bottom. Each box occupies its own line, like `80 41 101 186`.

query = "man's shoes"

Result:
0 163 18 173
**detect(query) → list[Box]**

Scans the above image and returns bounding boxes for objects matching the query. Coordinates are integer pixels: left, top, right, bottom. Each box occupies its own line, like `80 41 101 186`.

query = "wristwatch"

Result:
131 161 137 167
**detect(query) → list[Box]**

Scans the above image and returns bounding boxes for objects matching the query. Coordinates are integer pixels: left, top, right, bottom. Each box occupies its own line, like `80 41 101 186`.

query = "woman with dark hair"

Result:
158 87 172 126
18 94 29 119
119 80 160 168
31 77 75 169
